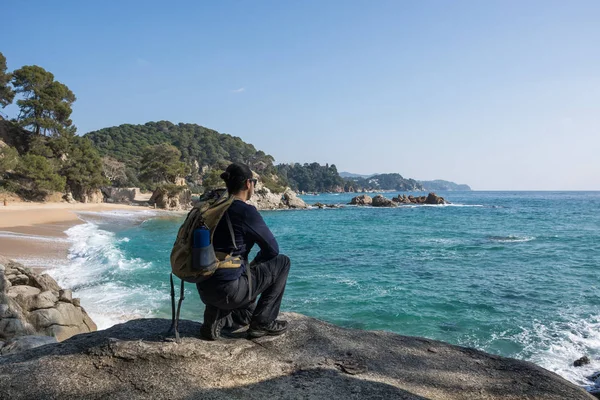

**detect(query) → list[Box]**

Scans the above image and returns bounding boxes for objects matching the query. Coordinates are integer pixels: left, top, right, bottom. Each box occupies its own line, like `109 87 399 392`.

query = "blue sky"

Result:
3 1 599 190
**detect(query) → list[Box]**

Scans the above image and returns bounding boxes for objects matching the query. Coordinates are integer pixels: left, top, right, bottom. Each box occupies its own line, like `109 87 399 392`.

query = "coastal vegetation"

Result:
85 121 282 192
419 180 471 191
276 162 345 192
0 52 106 201
346 173 423 192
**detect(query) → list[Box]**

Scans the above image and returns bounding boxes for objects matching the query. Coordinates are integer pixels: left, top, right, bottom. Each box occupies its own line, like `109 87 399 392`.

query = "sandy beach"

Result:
0 202 154 270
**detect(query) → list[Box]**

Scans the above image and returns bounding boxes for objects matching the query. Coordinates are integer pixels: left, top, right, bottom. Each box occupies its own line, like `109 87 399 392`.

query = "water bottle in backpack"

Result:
192 226 218 271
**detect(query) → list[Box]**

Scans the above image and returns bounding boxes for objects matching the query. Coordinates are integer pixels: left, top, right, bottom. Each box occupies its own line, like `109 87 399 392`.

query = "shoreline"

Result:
0 202 156 270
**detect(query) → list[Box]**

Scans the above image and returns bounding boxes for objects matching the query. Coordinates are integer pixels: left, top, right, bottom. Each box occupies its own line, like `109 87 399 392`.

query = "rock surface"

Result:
247 183 308 210
0 257 97 345
101 187 140 204
281 188 308 209
392 192 449 205
349 194 372 205
74 188 104 203
149 187 192 210
372 194 397 207
0 313 592 399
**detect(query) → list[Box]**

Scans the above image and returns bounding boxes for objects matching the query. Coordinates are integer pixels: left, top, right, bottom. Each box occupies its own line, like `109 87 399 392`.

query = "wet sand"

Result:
0 202 153 269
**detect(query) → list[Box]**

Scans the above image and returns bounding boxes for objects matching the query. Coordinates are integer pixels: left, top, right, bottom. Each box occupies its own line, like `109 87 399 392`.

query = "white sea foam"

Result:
532 316 600 387
75 209 162 224
45 218 166 330
489 235 536 243
492 314 600 387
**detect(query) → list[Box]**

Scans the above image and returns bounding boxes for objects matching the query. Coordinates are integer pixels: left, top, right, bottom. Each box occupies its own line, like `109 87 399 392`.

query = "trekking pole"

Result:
174 279 185 343
167 273 176 334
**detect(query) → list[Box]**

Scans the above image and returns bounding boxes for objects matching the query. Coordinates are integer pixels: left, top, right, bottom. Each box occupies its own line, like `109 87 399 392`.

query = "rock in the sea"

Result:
281 189 308 209
0 257 97 343
425 192 448 205
574 356 591 367
392 194 409 203
0 313 592 400
372 195 397 207
349 194 372 206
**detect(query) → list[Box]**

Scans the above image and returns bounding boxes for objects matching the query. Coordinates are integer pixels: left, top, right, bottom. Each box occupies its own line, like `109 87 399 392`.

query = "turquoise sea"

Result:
45 191 600 387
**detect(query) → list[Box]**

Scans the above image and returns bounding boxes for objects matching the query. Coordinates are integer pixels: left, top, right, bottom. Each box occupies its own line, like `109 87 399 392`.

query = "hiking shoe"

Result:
247 320 288 338
200 307 226 341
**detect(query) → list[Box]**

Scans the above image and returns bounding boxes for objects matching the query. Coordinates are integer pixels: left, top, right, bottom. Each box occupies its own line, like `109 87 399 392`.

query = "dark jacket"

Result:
209 199 279 282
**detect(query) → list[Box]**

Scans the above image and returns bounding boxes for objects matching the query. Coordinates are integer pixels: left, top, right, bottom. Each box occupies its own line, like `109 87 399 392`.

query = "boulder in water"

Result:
349 195 372 205
372 195 396 207
574 356 591 367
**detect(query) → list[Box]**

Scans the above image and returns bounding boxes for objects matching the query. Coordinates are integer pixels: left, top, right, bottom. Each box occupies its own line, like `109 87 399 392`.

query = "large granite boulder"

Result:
424 192 448 205
372 195 397 207
101 187 140 203
391 193 448 205
72 188 104 203
247 184 307 210
349 194 372 206
149 187 192 210
281 189 308 209
0 313 592 399
0 257 97 346
248 185 282 210
1 335 57 356
392 194 410 204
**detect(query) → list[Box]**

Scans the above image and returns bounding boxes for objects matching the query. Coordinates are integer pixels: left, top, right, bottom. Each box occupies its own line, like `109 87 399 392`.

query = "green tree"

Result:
61 136 107 197
17 154 65 192
0 52 15 109
12 65 76 136
139 143 186 186
0 145 19 175
201 169 224 191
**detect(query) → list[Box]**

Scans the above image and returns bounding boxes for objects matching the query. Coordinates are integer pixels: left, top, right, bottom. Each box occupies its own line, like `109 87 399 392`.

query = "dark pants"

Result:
196 254 291 326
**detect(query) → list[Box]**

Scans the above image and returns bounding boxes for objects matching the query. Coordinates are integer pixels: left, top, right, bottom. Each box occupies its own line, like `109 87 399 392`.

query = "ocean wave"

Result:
488 235 536 243
76 209 162 224
45 221 165 329
516 315 600 387
0 231 70 243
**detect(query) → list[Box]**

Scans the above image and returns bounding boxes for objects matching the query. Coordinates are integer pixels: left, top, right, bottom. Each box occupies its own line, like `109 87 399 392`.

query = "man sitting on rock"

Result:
196 162 291 340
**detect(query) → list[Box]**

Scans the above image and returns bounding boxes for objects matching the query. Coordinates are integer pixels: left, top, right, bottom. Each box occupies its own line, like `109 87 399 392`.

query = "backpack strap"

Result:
224 211 251 300
225 212 238 250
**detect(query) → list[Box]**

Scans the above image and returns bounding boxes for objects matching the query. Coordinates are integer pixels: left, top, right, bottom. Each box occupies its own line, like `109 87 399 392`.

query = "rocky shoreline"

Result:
0 314 595 399
0 256 96 355
0 255 598 398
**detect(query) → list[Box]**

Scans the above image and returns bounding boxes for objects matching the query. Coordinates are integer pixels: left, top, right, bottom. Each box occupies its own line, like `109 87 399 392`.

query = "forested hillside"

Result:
85 121 283 191
276 163 346 192
86 121 276 173
346 173 423 192
419 180 472 191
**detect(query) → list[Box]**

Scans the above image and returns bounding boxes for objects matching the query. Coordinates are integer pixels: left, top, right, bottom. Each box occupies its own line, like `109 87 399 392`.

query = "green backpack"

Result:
168 189 243 341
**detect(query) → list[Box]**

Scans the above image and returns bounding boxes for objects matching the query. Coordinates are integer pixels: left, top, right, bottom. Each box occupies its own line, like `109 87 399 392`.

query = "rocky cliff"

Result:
248 183 308 210
0 257 97 353
0 313 592 399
